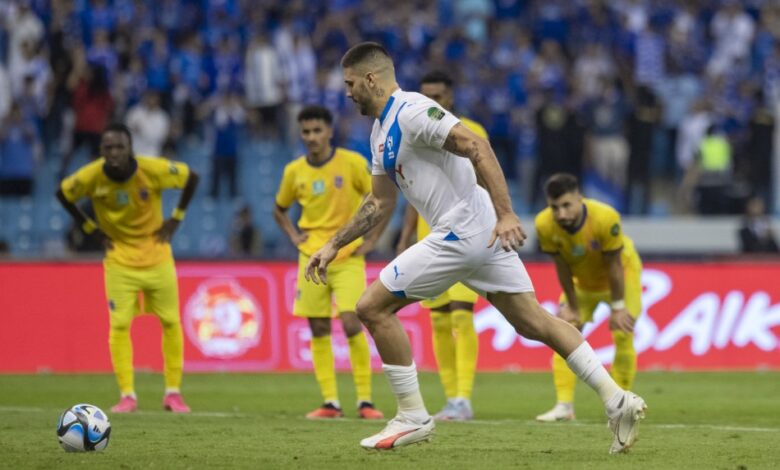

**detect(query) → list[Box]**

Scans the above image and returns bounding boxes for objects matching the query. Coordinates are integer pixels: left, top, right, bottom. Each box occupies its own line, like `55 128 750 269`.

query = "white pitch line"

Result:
1 406 776 433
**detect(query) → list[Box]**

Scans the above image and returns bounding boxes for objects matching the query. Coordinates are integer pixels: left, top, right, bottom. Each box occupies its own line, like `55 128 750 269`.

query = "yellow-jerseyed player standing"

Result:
534 173 642 422
273 105 385 419
57 123 199 413
396 71 486 421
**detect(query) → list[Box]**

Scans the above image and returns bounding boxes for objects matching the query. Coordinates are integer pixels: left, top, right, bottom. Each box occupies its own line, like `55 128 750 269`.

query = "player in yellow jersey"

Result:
273 105 386 420
56 123 199 413
534 173 642 422
396 71 486 421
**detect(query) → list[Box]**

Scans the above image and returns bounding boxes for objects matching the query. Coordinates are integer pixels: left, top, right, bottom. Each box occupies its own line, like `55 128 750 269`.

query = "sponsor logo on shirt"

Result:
427 107 445 120
312 180 325 195
571 245 586 257
115 190 129 205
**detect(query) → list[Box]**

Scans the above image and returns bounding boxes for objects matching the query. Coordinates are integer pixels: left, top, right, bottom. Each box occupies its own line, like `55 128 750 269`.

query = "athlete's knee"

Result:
109 315 133 332
430 311 451 331
308 318 331 337
340 312 363 337
612 330 635 348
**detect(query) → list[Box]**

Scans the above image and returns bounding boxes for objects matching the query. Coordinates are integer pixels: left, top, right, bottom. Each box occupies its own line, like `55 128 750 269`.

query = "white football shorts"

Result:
379 227 535 299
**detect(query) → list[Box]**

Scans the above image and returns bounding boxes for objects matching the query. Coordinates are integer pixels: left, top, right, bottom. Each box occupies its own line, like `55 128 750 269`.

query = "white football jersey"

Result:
370 89 495 239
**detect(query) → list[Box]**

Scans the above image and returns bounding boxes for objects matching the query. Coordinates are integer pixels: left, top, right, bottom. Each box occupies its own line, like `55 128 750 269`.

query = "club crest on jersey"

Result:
139 188 149 200
334 176 343 188
312 179 326 195
590 240 601 250
115 190 129 205
385 135 396 160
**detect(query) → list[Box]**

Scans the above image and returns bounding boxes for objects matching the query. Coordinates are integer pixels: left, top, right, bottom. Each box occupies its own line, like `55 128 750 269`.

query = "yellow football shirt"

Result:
417 116 488 240
535 198 641 291
61 156 190 268
275 147 371 261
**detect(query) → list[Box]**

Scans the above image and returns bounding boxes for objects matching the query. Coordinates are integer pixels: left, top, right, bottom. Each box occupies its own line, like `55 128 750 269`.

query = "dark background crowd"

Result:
0 0 778 258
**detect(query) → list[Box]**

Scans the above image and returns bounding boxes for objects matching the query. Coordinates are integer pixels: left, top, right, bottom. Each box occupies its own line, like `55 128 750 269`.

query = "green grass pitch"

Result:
0 371 778 469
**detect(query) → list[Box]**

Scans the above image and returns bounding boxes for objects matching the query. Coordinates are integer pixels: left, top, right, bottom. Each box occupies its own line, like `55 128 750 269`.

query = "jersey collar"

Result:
564 203 588 234
102 156 138 183
379 90 402 126
305 147 336 168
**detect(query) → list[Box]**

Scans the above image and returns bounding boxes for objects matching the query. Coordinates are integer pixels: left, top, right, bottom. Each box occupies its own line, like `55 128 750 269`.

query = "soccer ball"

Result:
56 404 111 452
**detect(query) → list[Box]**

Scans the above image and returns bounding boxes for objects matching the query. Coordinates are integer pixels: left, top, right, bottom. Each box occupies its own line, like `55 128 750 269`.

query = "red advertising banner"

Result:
1 261 778 373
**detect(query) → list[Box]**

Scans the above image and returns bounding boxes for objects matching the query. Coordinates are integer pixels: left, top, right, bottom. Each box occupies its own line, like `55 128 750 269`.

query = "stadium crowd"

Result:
0 0 778 254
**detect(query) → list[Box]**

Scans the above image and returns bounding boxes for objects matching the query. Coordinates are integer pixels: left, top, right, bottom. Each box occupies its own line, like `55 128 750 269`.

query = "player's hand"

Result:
93 229 114 250
488 213 527 252
291 231 308 247
558 304 581 328
305 242 338 285
154 219 180 243
609 308 635 333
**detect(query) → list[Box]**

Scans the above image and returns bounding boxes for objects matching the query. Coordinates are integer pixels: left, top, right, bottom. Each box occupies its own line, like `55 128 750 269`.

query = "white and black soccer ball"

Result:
56 404 111 452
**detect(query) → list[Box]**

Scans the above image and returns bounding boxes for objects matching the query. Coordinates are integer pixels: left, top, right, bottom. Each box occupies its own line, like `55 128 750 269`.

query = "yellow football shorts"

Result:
103 259 181 329
421 282 479 310
559 264 642 323
294 253 366 317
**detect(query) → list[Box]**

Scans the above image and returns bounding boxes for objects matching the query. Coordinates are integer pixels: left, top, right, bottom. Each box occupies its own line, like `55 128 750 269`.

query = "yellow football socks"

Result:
430 311 457 398
552 352 577 403
109 326 134 396
161 321 184 390
311 335 338 402
611 331 637 390
452 309 478 399
347 332 372 402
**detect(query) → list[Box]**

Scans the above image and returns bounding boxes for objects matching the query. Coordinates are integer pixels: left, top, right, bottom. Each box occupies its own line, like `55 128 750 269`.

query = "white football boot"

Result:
360 416 435 450
535 402 575 422
607 392 647 454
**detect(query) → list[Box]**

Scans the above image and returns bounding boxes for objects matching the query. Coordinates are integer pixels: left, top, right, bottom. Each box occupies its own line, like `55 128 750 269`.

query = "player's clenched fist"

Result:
305 242 338 285
489 213 527 252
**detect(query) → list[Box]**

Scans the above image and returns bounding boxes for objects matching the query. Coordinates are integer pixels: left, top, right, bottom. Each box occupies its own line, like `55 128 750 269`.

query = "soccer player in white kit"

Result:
305 42 647 454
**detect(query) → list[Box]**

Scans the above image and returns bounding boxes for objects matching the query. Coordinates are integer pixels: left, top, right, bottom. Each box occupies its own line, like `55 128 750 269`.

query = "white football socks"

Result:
383 362 430 424
566 342 623 408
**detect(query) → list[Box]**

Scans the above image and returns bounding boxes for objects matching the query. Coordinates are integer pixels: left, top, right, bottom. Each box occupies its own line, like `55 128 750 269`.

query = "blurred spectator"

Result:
4 1 44 76
532 90 583 209
0 239 9 257
0 103 38 196
230 205 261 256
0 61 10 121
743 90 775 208
60 53 114 178
201 88 246 199
86 29 118 80
244 32 284 139
583 78 629 192
626 85 661 214
126 90 170 157
680 124 733 215
676 99 711 176
738 196 779 254
708 0 755 78
573 42 615 100
9 39 50 100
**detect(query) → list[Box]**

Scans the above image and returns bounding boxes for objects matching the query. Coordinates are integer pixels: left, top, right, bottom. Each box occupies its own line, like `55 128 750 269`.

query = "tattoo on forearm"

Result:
443 124 483 165
332 198 380 248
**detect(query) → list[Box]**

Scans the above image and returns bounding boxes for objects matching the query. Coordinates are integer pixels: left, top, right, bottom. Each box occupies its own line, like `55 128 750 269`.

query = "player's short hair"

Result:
341 42 392 70
544 173 580 199
101 122 133 147
420 70 454 88
297 105 333 125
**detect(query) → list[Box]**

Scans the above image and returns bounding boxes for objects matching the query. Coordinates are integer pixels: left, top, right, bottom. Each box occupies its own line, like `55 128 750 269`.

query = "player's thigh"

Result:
420 290 450 311
462 243 535 298
141 261 181 326
104 262 142 330
329 255 366 314
560 288 608 324
294 253 333 318
446 282 478 307
379 235 467 301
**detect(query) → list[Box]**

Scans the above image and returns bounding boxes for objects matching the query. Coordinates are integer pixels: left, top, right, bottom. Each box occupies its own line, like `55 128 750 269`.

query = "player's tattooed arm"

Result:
442 123 513 217
442 123 526 251
332 175 396 249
